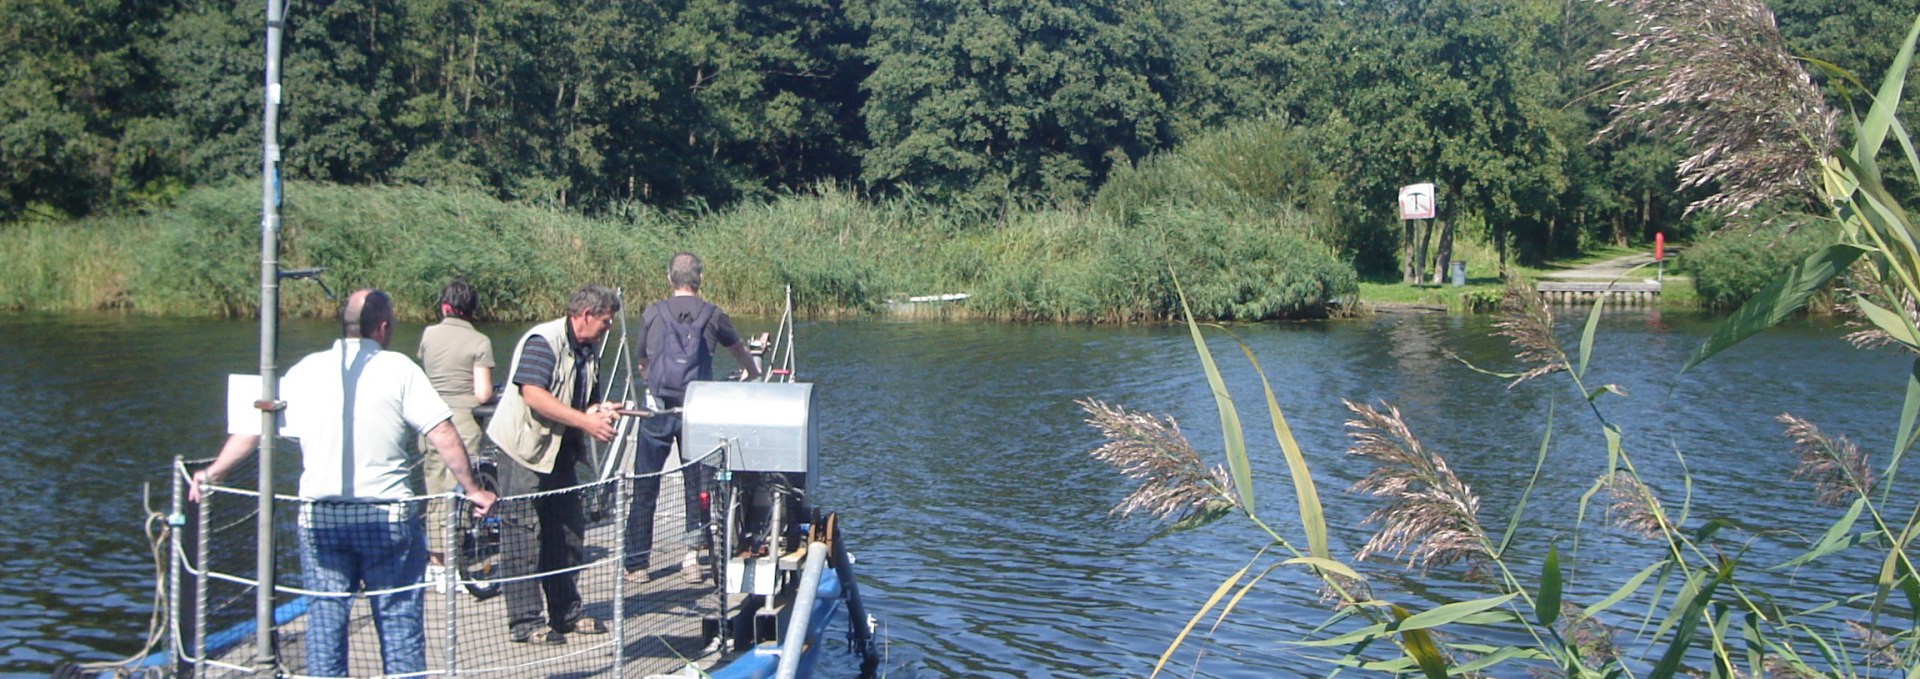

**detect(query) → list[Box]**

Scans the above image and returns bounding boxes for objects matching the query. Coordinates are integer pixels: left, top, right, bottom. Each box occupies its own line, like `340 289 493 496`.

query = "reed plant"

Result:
1088 4 1920 675
0 218 140 311
4 175 1359 322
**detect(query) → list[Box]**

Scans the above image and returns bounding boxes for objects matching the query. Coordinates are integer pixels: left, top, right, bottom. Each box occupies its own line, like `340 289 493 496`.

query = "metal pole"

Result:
774 542 829 679
169 458 190 677
256 0 286 668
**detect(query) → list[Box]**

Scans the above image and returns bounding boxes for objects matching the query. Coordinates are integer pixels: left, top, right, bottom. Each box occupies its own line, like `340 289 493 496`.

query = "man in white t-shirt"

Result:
191 289 498 676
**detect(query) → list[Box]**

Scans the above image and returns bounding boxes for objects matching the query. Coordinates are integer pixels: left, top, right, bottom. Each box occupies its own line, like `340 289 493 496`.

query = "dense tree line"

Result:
1 0 1907 274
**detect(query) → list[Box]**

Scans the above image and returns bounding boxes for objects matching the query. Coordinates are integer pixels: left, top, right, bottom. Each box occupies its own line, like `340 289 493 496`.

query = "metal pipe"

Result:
775 541 829 679
168 458 187 677
255 0 287 667
829 519 877 673
443 500 458 675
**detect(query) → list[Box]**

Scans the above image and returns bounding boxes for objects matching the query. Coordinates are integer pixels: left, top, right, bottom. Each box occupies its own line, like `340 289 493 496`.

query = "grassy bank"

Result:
0 181 1360 322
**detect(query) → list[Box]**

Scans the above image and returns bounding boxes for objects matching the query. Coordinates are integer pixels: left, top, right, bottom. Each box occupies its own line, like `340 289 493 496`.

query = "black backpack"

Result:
645 301 717 402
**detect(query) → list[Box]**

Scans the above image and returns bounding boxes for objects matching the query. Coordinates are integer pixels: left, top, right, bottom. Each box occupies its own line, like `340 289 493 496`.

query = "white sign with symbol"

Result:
1398 183 1436 220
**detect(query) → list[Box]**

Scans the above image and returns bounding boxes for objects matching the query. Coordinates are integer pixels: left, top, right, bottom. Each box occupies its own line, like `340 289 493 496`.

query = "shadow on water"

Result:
3 309 1909 676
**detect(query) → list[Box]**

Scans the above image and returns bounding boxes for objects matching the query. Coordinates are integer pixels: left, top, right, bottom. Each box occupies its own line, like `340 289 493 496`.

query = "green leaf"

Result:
1901 573 1920 627
1538 544 1563 627
1396 592 1520 631
1603 423 1622 479
1228 331 1327 558
1583 560 1668 619
1855 297 1920 349
1174 273 1255 514
1392 604 1451 679
1499 399 1554 556
1890 360 1920 503
1870 526 1916 624
1151 557 1250 678
1282 556 1365 583
1211 554 1280 634
1450 646 1550 673
1854 11 1920 172
1772 497 1866 570
1678 244 1869 377
1692 517 1735 543
1577 294 1605 378
1649 565 1733 679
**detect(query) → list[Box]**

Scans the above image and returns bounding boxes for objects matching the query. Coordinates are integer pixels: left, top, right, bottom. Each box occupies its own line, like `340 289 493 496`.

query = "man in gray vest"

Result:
486 285 621 644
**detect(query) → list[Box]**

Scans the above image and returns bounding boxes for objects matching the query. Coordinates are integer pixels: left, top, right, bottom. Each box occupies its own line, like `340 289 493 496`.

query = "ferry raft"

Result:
56 0 880 671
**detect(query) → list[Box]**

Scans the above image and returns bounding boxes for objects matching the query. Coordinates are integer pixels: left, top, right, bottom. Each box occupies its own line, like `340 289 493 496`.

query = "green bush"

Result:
1686 221 1837 309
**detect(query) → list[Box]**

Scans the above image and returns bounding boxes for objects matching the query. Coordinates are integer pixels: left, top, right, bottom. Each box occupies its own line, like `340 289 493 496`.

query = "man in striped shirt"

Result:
486 285 622 644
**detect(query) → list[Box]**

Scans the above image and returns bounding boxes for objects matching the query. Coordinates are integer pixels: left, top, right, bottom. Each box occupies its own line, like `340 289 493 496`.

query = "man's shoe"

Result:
509 626 538 643
570 617 610 635
543 629 567 645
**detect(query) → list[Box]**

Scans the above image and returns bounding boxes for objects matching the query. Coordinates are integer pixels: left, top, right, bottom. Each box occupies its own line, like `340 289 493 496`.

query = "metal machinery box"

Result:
683 381 817 476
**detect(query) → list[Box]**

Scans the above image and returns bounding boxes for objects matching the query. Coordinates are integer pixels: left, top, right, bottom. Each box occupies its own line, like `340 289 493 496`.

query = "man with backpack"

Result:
623 252 763 584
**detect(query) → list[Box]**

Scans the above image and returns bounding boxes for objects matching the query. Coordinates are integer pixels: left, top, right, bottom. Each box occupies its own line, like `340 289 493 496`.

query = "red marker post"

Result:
1655 232 1665 281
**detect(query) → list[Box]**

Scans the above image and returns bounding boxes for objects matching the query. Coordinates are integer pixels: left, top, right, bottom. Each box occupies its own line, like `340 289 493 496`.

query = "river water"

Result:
0 308 1909 677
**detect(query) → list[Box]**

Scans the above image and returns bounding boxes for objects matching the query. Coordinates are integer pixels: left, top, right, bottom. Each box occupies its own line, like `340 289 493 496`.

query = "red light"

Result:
698 491 710 510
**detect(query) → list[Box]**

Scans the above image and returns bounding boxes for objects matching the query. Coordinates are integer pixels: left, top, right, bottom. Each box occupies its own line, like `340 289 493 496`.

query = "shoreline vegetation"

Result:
0 180 1368 323
1 177 1734 322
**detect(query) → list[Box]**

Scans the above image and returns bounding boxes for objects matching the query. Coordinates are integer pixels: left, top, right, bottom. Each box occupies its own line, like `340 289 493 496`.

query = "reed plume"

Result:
1844 620 1901 669
1081 398 1237 522
1344 400 1488 572
1493 280 1567 388
1587 0 1836 217
1778 414 1874 506
1602 473 1672 538
1558 601 1619 666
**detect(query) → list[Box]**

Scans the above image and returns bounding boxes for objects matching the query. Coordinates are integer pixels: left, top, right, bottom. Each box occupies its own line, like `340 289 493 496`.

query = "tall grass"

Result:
2 179 1358 322
0 219 141 311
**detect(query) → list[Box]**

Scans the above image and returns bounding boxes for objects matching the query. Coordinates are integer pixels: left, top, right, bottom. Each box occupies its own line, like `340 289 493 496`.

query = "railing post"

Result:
195 471 210 675
170 457 194 678
612 469 629 678
444 495 459 675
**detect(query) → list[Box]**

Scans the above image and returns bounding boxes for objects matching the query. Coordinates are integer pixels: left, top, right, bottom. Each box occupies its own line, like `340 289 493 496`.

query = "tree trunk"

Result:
1494 222 1507 276
1402 220 1417 284
1431 200 1456 285
1641 187 1652 243
1416 218 1435 284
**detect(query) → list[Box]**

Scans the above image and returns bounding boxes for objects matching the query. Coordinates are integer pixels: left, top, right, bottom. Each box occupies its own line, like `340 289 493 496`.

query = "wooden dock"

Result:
1535 280 1662 305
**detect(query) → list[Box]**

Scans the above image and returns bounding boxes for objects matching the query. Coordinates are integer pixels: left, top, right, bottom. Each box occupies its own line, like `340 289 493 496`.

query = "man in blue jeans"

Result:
191 289 498 676
623 252 761 583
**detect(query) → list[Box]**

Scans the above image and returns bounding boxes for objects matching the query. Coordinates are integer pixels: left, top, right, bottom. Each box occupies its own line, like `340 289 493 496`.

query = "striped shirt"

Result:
510 335 593 411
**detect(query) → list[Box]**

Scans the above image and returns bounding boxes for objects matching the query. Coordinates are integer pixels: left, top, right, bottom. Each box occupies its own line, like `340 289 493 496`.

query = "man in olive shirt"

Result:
417 279 495 571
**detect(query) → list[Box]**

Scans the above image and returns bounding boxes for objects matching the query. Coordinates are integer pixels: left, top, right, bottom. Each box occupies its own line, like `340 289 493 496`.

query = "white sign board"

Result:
1398 183 1436 220
227 374 287 436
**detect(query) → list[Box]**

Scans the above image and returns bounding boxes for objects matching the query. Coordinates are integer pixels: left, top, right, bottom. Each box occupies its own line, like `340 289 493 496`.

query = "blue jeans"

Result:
298 503 427 677
622 412 712 572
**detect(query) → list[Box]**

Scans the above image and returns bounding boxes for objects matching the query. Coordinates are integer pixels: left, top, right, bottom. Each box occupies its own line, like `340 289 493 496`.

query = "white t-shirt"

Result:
283 339 452 500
